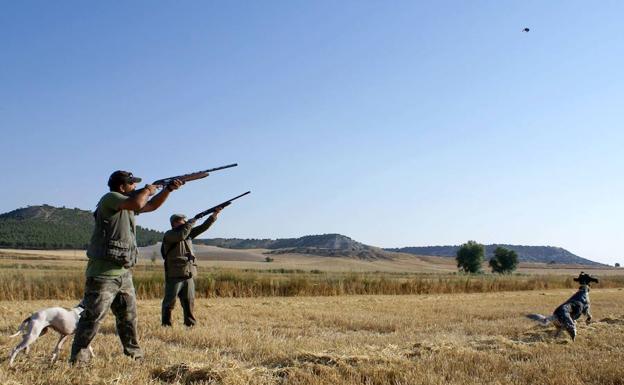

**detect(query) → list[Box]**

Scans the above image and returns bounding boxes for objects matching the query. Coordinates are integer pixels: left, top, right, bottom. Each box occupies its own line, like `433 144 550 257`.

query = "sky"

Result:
1 1 623 265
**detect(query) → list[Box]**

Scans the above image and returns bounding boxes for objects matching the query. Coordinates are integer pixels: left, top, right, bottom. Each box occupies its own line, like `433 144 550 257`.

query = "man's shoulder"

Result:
97 191 129 216
163 223 193 241
100 191 126 201
163 227 181 239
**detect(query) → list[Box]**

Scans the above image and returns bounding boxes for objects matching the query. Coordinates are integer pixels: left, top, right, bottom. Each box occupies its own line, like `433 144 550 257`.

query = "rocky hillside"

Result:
196 234 394 260
0 204 163 249
386 244 601 265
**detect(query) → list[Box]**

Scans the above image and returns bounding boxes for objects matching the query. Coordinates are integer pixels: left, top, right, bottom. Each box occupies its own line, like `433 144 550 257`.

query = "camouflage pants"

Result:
162 277 196 327
70 271 143 363
554 305 577 340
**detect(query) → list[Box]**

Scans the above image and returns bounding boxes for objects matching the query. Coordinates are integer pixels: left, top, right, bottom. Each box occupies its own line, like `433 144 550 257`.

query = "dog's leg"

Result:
51 334 70 363
554 326 562 338
9 331 39 367
9 346 21 367
565 321 577 341
585 306 593 324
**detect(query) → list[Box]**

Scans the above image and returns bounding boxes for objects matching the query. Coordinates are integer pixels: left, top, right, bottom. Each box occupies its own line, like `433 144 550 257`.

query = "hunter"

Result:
161 207 222 327
70 170 183 364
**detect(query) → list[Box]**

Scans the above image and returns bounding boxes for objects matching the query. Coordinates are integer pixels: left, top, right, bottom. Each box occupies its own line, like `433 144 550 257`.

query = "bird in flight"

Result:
522 27 530 33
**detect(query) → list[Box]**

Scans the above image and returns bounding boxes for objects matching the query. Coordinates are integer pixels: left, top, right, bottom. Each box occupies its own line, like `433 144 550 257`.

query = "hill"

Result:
195 234 394 260
386 244 602 266
0 204 163 249
0 205 603 265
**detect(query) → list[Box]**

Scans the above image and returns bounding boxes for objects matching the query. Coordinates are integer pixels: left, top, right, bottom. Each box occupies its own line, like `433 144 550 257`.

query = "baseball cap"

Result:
170 214 187 224
108 170 142 189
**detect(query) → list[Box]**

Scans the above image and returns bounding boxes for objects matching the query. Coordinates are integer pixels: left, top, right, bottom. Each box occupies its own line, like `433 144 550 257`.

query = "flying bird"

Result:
522 28 530 33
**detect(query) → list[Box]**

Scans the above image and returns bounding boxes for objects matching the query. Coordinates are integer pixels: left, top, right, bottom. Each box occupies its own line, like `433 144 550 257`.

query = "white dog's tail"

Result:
526 313 555 325
9 318 30 338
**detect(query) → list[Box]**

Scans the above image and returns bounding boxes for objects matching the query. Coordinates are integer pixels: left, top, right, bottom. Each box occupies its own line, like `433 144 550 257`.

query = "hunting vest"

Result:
87 206 139 268
161 222 198 279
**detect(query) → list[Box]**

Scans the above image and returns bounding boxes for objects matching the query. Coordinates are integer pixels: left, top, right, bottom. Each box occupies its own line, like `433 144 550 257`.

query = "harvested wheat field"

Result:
1 288 623 385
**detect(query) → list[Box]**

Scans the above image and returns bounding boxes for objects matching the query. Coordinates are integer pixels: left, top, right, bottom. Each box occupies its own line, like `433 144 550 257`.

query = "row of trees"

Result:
456 240 519 274
0 220 163 249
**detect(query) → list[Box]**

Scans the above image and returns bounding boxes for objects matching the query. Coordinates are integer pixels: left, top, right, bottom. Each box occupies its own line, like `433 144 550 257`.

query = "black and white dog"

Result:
527 272 598 340
8 303 94 366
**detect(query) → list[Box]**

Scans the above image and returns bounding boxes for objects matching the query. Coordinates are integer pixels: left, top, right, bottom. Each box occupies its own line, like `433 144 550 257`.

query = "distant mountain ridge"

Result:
0 205 602 265
195 234 394 260
386 245 601 266
0 205 163 249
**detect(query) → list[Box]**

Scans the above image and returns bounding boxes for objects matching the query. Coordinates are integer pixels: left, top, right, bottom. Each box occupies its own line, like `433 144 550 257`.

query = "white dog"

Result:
8 303 94 366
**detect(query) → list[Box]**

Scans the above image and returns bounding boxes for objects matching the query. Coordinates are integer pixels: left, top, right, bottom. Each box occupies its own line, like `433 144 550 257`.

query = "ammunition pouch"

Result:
106 239 138 268
167 253 197 279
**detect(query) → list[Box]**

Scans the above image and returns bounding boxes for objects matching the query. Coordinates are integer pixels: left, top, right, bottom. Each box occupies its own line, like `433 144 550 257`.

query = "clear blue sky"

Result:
1 1 622 264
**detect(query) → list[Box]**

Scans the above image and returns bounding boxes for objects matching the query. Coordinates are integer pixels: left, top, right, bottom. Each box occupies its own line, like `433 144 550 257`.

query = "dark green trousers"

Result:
70 271 143 363
161 277 196 327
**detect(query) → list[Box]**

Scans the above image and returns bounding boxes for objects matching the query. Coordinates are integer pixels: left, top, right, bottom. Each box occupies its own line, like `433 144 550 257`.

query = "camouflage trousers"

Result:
162 277 196 327
70 271 143 363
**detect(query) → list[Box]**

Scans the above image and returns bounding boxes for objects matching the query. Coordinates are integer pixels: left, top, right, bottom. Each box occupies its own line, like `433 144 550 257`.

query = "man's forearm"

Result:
122 189 152 211
190 216 216 239
141 189 171 213
150 189 171 208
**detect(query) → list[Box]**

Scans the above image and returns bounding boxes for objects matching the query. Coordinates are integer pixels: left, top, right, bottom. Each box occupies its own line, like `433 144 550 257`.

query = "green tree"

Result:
489 247 519 274
456 241 484 273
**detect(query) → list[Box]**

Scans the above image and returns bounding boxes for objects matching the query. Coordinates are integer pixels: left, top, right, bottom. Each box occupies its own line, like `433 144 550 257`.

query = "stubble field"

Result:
1 288 624 385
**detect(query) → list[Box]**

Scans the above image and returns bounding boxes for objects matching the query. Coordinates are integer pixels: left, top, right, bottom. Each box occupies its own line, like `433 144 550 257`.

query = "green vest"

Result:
87 204 139 268
161 222 198 279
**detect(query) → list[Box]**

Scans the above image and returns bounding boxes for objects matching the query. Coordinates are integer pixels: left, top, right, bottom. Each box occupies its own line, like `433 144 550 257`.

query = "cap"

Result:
170 214 187 224
108 170 142 189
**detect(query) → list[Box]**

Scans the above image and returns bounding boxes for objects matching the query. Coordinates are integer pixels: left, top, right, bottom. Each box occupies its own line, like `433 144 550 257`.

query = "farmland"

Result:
1 248 623 384
1 290 624 384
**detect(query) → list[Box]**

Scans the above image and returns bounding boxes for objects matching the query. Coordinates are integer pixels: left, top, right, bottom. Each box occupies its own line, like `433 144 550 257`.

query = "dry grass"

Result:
2 267 624 301
1 289 624 384
1 249 623 302
1 249 622 383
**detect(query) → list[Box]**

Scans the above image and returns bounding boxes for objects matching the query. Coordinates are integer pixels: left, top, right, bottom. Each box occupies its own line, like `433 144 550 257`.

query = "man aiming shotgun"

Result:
161 191 251 327
70 165 237 364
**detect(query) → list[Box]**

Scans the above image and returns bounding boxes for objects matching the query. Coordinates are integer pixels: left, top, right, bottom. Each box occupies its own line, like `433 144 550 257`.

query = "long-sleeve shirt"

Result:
161 217 215 279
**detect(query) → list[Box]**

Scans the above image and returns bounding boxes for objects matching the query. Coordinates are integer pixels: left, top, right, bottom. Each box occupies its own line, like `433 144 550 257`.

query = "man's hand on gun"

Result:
210 207 223 220
143 184 159 196
166 179 185 192
141 179 184 197
188 206 222 226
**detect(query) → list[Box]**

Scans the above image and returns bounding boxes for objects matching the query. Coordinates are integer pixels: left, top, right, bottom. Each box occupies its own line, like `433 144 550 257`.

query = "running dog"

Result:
8 303 94 366
527 272 598 340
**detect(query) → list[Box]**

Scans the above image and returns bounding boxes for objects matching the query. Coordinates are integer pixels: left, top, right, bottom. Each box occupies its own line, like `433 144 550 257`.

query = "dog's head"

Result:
574 271 599 286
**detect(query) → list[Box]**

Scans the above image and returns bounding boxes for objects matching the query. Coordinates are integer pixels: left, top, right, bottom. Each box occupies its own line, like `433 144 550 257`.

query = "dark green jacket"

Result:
161 217 215 279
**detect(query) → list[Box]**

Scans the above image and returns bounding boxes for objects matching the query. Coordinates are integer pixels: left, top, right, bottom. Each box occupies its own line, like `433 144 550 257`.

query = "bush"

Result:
264 256 274 263
456 241 484 273
489 247 518 274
